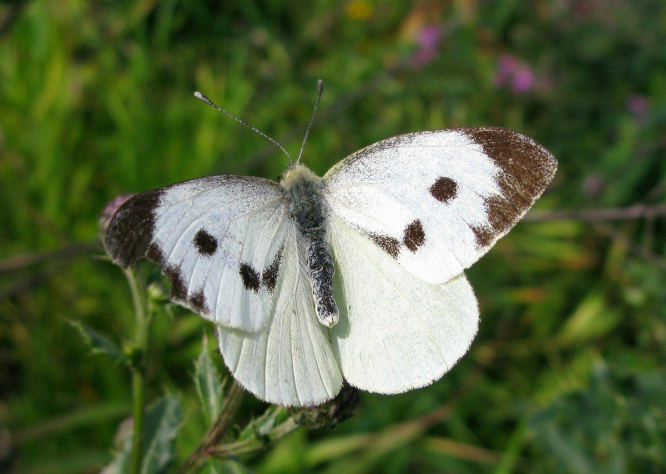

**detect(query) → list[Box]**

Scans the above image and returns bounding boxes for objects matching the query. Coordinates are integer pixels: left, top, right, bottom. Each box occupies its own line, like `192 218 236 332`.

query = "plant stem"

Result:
125 268 151 474
209 417 301 458
130 368 146 474
176 380 245 473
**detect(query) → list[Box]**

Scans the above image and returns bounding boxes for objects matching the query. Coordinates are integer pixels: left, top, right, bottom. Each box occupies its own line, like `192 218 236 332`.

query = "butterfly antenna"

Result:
296 79 324 165
194 91 294 163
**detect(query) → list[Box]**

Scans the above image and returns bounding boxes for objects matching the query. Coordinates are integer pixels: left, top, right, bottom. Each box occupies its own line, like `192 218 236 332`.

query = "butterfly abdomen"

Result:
283 165 339 327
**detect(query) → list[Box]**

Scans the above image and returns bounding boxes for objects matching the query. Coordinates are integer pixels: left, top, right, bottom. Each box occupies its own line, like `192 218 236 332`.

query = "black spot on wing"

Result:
104 189 165 268
146 242 165 265
193 229 217 256
403 219 425 253
430 177 458 203
165 264 187 301
368 234 401 259
189 289 209 314
262 247 283 292
239 263 261 293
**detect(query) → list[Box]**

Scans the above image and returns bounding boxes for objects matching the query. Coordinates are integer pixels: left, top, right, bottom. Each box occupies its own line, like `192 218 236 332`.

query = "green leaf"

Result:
193 334 224 424
238 406 283 442
141 396 183 474
67 319 127 363
104 396 183 474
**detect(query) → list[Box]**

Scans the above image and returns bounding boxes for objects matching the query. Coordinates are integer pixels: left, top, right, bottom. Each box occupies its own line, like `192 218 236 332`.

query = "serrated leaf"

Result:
68 319 127 363
102 396 183 474
194 336 224 424
141 396 183 474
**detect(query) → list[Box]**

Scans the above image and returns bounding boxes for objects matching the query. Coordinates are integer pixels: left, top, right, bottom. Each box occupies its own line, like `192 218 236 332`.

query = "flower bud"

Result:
99 194 135 239
287 382 360 429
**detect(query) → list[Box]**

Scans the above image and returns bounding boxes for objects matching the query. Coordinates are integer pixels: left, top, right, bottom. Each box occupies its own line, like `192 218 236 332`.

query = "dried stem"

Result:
176 380 246 473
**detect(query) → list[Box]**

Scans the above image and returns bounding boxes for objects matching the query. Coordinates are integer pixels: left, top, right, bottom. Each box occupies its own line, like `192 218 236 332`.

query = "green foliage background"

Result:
1 0 666 472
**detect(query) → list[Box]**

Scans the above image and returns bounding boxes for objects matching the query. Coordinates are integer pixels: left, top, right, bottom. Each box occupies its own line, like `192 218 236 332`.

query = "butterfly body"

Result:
105 126 557 406
283 164 338 327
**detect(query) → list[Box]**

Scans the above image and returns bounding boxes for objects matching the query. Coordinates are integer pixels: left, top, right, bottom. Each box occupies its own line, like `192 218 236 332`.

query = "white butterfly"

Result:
104 85 557 406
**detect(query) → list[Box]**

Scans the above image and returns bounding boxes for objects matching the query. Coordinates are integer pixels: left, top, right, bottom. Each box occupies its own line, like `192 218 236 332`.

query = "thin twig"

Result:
0 242 98 274
525 203 666 222
593 221 666 271
420 436 504 465
176 380 246 473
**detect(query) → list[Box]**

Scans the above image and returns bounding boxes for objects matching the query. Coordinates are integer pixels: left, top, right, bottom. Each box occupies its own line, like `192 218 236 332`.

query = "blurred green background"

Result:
1 0 666 472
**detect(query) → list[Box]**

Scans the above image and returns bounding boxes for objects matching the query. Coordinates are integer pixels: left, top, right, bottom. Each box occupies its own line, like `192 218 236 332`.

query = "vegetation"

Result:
1 0 665 472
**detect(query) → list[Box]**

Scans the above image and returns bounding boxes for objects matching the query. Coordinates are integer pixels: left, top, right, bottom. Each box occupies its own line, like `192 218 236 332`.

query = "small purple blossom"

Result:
411 24 445 69
626 94 650 125
582 174 603 197
417 25 442 51
495 55 518 86
411 49 438 69
99 193 135 237
494 54 536 93
512 66 535 92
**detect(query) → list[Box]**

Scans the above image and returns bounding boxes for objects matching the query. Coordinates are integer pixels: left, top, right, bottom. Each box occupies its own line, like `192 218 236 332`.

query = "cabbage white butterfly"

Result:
104 82 557 406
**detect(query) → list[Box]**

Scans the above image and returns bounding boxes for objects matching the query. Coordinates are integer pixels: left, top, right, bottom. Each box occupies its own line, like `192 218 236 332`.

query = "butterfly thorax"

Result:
282 164 326 239
282 164 339 328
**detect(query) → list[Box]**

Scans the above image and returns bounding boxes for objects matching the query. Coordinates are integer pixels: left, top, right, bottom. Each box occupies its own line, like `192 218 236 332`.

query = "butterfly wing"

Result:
104 175 289 332
327 213 479 393
323 127 557 284
217 224 343 406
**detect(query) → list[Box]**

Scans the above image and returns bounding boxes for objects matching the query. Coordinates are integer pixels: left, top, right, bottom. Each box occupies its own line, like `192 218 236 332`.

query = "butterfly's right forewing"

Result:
104 175 289 332
322 127 557 285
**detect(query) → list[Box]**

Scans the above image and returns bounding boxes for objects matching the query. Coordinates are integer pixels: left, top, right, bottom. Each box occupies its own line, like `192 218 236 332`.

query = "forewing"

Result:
323 127 557 284
104 175 288 332
217 225 343 406
328 214 479 393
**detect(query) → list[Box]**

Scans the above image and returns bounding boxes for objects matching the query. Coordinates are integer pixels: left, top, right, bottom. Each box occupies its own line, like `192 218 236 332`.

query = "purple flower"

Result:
495 54 518 86
512 66 535 92
417 25 442 51
99 193 135 238
626 94 650 125
411 24 445 69
411 48 438 69
494 54 536 93
582 174 603 197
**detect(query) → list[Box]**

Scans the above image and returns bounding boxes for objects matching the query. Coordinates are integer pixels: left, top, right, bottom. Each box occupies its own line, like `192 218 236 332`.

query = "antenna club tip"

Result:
194 91 203 99
317 79 324 93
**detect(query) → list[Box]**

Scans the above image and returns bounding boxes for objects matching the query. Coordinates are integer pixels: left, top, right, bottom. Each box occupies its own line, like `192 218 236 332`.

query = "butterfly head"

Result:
281 163 321 192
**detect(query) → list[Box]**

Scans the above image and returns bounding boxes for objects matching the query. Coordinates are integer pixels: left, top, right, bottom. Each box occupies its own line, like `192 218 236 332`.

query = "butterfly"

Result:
104 84 557 406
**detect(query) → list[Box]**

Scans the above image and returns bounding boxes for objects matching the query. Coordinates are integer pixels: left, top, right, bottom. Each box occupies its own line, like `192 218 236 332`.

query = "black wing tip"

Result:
102 189 165 268
463 126 558 164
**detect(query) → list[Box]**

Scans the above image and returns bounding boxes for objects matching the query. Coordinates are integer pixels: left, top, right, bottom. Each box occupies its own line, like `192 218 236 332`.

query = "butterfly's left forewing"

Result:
104 175 289 332
322 127 557 284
